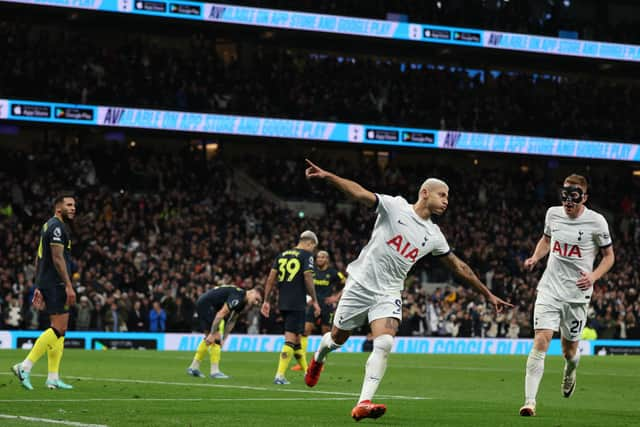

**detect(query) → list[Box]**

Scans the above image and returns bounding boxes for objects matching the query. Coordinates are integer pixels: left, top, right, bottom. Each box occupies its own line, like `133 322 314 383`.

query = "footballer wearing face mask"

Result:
520 174 615 417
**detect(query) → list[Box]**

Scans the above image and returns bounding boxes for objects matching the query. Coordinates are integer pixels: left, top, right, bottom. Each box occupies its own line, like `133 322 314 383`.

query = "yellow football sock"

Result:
26 328 58 366
294 345 308 372
292 335 309 368
194 339 209 362
210 344 221 365
276 343 294 377
48 336 65 374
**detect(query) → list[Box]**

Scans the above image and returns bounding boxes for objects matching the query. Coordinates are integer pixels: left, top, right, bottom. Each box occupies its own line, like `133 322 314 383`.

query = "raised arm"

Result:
305 159 377 207
523 235 551 271
439 252 513 312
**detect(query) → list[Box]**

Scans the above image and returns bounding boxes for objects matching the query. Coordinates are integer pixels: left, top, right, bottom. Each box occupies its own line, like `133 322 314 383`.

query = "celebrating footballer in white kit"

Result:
334 193 451 332
520 174 615 417
303 159 513 422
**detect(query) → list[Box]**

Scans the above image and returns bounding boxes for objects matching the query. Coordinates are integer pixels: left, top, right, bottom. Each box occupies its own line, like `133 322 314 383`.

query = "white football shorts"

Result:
332 277 402 331
533 293 588 342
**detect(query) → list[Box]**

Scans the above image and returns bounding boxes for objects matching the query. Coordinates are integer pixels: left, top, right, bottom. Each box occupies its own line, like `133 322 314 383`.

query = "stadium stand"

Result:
223 0 640 44
1 140 638 339
0 19 639 143
0 0 639 340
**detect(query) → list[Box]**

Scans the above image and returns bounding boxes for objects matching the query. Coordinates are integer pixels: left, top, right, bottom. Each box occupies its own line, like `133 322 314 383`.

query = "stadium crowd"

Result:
1 20 640 143
246 152 640 340
1 142 639 340
225 0 640 45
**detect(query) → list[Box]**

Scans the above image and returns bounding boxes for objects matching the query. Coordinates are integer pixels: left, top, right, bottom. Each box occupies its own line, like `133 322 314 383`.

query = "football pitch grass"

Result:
0 350 639 426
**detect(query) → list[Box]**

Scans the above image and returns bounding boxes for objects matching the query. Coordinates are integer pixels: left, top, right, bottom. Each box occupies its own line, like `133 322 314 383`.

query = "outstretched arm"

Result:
439 253 513 312
524 235 551 271
305 159 377 207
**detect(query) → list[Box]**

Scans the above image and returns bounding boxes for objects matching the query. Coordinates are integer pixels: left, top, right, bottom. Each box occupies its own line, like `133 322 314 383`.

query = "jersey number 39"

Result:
277 258 301 282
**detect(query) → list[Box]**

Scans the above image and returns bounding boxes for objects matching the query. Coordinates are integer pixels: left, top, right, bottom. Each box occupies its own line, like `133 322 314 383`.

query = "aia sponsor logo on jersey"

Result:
386 235 419 262
552 241 582 258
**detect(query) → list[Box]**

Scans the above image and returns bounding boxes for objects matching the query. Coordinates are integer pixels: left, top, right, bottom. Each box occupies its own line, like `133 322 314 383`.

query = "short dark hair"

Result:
53 192 75 208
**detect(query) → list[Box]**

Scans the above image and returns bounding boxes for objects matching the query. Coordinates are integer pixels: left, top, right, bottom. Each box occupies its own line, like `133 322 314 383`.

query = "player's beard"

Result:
62 209 76 229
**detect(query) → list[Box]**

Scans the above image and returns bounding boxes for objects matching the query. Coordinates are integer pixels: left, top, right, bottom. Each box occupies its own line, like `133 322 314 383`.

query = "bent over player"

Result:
303 160 512 421
519 174 614 417
187 285 263 379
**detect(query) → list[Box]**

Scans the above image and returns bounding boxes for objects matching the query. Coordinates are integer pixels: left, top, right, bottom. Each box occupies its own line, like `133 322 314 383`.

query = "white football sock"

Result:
189 360 201 370
564 354 580 377
314 332 341 363
525 349 546 403
21 359 33 373
358 334 393 403
47 372 59 381
211 363 219 375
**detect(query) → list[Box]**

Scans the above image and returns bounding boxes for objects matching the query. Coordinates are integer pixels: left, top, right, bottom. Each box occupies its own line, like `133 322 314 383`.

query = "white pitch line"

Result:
391 364 640 378
0 397 354 403
0 414 107 427
102 353 640 378
0 373 429 400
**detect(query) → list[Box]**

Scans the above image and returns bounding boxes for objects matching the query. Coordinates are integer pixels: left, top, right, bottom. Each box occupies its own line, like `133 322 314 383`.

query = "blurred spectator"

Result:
506 316 520 339
76 296 94 331
0 140 638 339
4 294 22 329
104 299 128 332
128 300 148 332
149 301 167 332
581 321 598 340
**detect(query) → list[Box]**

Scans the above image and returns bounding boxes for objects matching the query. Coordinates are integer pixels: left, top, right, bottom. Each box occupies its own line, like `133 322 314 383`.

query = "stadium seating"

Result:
223 0 640 44
0 19 639 142
1 142 638 339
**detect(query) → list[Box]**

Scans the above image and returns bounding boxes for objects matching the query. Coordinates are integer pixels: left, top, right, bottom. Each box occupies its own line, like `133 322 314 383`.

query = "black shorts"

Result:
197 304 215 333
40 284 69 315
281 310 305 334
305 304 334 326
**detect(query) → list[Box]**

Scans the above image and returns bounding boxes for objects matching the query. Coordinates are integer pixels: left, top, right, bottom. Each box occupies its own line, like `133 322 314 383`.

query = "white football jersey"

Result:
538 206 612 303
346 194 450 294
